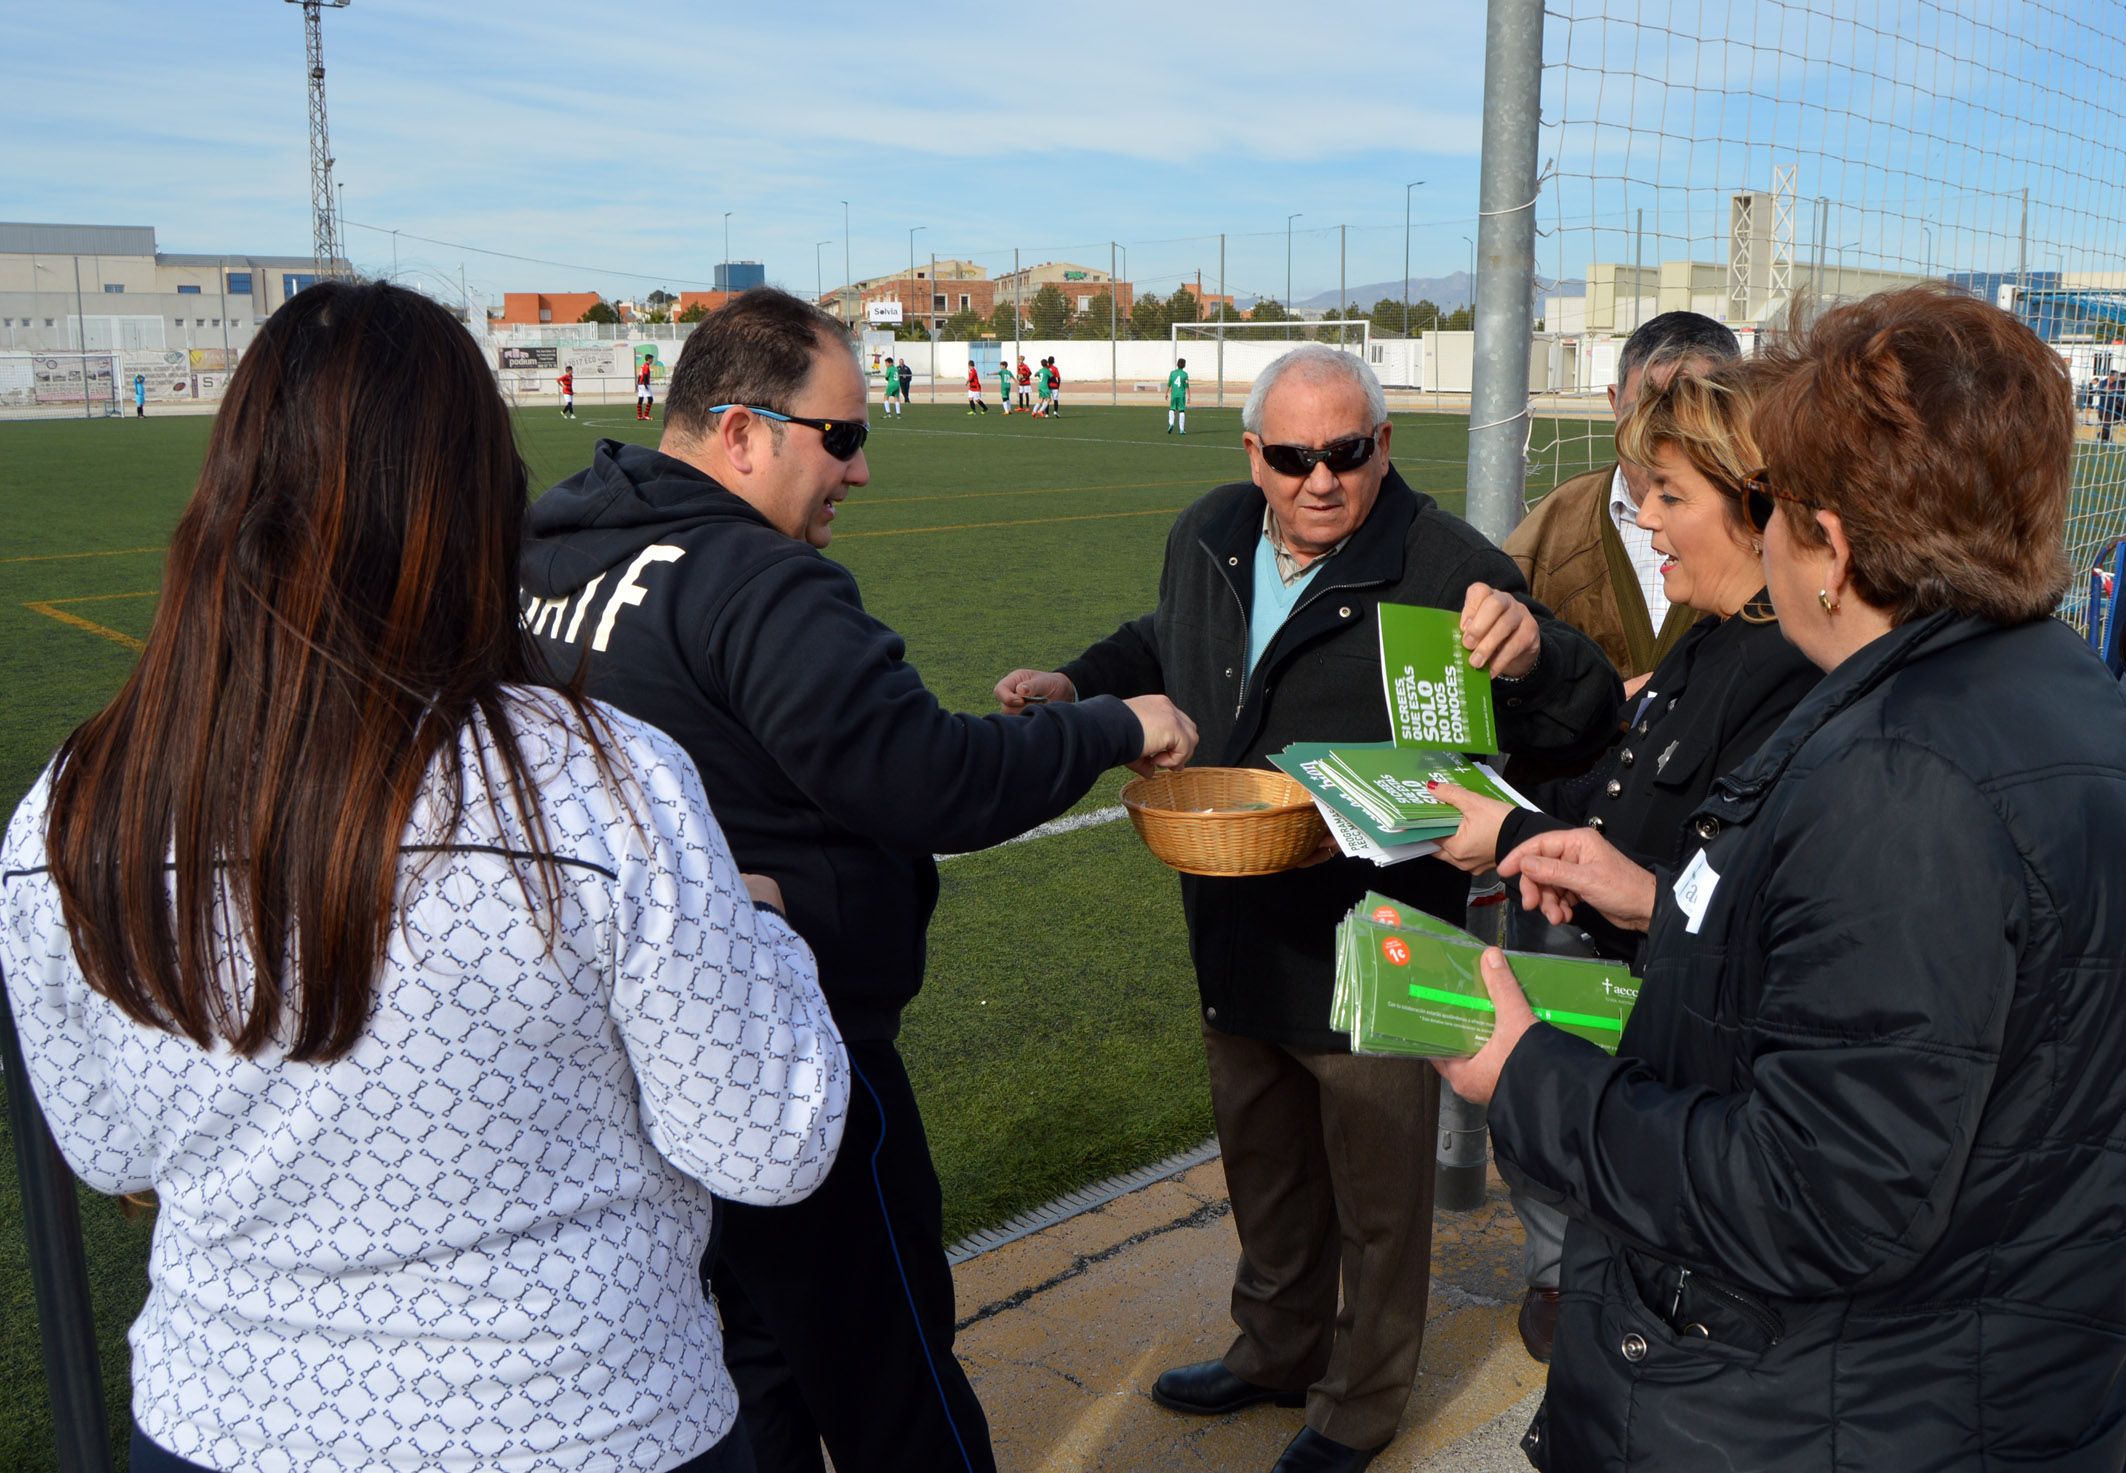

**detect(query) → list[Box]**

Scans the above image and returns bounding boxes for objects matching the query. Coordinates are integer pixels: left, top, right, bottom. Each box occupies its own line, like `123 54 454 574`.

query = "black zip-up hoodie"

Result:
520 439 1144 1040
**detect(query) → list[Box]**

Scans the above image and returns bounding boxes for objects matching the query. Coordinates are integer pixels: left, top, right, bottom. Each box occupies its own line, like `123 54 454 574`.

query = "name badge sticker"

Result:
1674 849 1721 935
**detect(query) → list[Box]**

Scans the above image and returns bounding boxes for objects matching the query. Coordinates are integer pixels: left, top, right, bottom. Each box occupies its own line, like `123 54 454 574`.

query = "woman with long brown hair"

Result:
1 281 847 1473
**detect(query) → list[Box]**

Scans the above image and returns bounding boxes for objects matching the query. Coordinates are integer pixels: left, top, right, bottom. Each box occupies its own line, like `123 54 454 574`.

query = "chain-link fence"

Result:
1519 0 2126 626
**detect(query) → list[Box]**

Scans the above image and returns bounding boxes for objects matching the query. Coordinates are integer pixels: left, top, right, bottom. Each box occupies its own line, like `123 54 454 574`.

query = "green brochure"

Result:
1378 602 1499 754
1332 898 1638 1057
1273 742 1526 835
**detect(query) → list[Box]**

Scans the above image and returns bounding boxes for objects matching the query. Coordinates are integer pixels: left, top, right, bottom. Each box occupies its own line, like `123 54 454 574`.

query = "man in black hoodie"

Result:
520 287 1196 1473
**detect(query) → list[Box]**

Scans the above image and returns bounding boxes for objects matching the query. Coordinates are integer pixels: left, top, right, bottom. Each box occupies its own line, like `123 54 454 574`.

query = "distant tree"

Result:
987 302 1022 340
1248 297 1291 323
1443 306 1475 332
675 300 712 323
579 301 620 325
1208 302 1247 324
642 308 671 325
1073 293 1118 339
1411 298 1445 333
1367 297 1411 337
1027 284 1074 337
1128 292 1169 340
943 307 985 341
1167 286 1203 326
645 288 676 307
892 319 929 342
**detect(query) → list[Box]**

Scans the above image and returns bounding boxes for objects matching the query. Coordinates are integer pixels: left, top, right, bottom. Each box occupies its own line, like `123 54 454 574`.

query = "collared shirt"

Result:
1609 466 1672 628
1247 506 1349 679
1263 505 1351 587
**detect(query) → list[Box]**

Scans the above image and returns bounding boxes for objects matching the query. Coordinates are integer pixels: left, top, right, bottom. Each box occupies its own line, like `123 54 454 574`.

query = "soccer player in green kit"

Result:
1166 357 1189 433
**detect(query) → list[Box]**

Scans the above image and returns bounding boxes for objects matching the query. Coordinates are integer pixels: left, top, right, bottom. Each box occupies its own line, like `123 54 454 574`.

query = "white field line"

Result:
935 805 1127 863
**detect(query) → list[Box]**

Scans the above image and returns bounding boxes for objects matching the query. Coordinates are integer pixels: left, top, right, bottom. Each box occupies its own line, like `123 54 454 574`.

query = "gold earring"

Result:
1818 588 1838 614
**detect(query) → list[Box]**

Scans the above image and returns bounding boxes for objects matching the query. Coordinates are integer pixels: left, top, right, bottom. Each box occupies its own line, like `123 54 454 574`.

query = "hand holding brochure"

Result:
1378 602 1499 753
1269 742 1536 866
1332 892 1638 1056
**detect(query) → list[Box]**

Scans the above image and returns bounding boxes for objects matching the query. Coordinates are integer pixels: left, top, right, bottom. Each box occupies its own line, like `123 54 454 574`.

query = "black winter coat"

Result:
1491 611 2126 1472
519 440 1143 1041
1061 469 1620 1046
1498 597 1820 958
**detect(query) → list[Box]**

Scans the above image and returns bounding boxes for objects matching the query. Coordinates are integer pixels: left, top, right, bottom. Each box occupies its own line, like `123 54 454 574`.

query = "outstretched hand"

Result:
994 668 1077 712
1498 827 1658 932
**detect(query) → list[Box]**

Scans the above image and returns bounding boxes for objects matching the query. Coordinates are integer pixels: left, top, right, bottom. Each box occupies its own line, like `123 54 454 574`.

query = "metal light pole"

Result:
1404 180 1426 338
391 228 398 277
1339 223 1347 345
1452 0 1545 1215
816 240 832 306
1286 213 1302 315
1110 241 1118 406
723 212 733 291
1462 234 1475 323
71 255 91 420
842 200 851 325
336 182 346 259
1217 232 1227 408
908 225 923 348
1921 225 1933 280
929 251 938 401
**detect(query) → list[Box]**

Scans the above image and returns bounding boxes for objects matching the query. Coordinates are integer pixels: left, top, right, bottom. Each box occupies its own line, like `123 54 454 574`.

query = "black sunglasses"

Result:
1257 432 1378 479
1737 468 1818 535
708 403 870 461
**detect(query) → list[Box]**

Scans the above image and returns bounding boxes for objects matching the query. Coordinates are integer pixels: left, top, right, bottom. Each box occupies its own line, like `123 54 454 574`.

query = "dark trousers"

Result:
132 1420 754 1472
1204 1023 1441 1451
709 1039 995 1473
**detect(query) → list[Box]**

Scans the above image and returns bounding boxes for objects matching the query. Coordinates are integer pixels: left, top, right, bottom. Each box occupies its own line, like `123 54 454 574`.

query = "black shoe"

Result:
1271 1427 1385 1472
1519 1286 1561 1363
1150 1359 1306 1416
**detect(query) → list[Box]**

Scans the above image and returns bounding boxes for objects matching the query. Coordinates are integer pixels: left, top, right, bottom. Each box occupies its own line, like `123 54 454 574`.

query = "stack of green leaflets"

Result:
1268 742 1534 865
1379 602 1498 754
1332 892 1638 1057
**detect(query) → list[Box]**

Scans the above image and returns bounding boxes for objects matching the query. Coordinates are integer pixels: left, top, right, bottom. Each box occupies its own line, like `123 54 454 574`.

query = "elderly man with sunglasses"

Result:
997 344 1618 1473
520 287 1200 1473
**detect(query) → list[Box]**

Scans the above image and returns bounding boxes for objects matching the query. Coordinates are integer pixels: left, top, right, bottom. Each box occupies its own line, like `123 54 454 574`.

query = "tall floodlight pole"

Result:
909 226 923 346
723 212 733 291
816 241 832 306
72 255 91 421
1450 0 1544 1216
1110 242 1118 406
1287 213 1302 315
841 200 851 325
1404 180 1426 338
1217 232 1226 408
286 0 351 281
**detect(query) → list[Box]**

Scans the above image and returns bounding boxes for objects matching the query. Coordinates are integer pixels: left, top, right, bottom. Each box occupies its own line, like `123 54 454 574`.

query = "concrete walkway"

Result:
953 1158 1545 1472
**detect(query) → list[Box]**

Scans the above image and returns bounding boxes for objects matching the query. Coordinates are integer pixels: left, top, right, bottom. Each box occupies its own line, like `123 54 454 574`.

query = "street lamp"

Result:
842 200 851 323
1403 181 1426 337
816 240 833 306
908 225 925 342
723 212 733 292
1921 224 1934 280
1286 213 1302 316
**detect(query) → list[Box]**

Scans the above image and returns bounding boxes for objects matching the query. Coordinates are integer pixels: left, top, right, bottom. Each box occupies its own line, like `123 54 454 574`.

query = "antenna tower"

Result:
287 0 351 280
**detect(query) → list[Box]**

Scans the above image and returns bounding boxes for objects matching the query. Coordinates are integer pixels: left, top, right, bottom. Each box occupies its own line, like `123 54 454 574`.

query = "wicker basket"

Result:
1120 767 1329 877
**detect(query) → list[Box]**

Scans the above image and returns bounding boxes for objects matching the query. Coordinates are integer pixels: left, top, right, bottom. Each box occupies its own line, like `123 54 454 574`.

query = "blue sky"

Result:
2 1 1497 308
10 2 2116 311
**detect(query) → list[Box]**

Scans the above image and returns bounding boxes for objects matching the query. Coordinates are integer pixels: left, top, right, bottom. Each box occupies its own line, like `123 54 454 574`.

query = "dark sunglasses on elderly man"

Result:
1738 468 1818 535
1257 432 1380 479
708 404 870 461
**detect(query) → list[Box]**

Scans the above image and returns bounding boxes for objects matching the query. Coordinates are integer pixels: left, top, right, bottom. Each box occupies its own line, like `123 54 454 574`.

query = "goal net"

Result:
1171 319 1373 411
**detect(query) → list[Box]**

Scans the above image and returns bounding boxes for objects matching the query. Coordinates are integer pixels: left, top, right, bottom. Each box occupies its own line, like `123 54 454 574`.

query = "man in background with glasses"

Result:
996 345 1617 1473
518 287 1200 1473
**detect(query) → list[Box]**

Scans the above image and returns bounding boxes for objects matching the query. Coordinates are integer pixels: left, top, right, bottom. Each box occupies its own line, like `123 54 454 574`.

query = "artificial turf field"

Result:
0 399 1605 1467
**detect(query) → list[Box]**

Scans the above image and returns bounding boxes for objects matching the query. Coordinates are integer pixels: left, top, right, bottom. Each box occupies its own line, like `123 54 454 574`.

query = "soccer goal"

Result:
1170 319 1372 410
